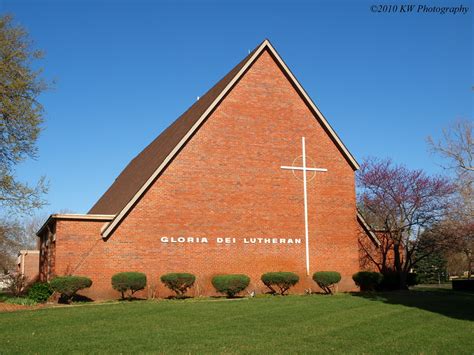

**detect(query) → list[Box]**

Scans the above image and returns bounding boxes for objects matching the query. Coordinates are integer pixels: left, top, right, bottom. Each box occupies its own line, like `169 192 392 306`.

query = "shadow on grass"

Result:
117 297 147 302
165 295 192 300
59 294 94 304
351 288 474 322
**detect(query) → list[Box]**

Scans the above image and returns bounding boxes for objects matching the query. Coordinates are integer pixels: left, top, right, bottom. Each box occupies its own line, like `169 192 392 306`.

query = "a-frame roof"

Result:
92 39 360 238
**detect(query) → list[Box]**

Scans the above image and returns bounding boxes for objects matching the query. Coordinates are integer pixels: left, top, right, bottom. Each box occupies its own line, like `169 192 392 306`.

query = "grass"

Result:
0 288 473 354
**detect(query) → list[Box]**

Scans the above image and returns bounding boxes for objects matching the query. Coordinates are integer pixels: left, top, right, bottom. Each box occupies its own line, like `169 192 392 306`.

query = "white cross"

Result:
281 137 328 276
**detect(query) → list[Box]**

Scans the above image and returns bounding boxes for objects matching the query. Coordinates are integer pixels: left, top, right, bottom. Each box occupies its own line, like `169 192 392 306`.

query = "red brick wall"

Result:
358 228 380 272
359 231 398 273
50 49 362 299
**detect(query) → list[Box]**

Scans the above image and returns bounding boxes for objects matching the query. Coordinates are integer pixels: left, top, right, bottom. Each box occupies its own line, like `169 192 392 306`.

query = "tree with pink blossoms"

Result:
357 158 455 289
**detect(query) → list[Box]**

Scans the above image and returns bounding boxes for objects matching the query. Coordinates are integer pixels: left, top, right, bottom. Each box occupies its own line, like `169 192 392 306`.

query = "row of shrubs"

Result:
24 270 404 303
112 271 344 298
25 271 343 303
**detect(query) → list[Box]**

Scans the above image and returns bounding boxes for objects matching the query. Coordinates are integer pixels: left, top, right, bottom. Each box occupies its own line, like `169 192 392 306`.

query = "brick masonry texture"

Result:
40 49 370 299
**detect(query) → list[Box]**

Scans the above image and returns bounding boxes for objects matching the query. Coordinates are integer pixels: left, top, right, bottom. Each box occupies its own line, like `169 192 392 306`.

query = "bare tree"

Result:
427 119 473 175
446 250 470 277
435 204 474 279
427 119 473 278
0 214 46 274
0 220 21 273
427 119 473 212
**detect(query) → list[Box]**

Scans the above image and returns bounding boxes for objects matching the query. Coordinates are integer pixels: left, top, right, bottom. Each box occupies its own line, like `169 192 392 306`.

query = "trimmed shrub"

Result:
211 274 250 298
160 273 196 298
313 271 341 295
50 276 92 303
352 271 383 291
111 272 147 300
261 272 299 295
27 282 53 303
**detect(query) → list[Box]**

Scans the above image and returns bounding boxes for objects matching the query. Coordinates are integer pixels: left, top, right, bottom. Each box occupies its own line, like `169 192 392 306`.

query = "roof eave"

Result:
36 214 115 237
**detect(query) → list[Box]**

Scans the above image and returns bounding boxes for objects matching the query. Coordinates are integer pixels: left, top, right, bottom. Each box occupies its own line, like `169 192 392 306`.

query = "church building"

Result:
37 40 379 299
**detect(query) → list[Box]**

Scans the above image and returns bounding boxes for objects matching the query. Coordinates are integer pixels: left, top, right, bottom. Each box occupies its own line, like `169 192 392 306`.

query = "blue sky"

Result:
2 0 472 216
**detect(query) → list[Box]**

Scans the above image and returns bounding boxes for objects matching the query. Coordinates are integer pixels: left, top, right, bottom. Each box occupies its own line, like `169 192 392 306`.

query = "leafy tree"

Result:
413 249 447 284
412 229 450 284
357 158 454 289
0 15 49 214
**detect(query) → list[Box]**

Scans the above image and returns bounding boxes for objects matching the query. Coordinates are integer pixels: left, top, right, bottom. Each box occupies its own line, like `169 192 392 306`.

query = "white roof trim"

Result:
102 40 360 239
357 211 381 247
50 214 114 220
266 42 359 170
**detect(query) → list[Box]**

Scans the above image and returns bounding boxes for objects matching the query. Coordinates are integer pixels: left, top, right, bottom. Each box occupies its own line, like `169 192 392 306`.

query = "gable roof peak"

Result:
93 40 360 238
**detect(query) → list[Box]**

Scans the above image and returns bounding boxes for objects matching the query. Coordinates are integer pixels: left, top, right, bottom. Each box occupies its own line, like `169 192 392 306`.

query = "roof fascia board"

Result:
263 42 359 170
52 214 115 220
36 214 115 236
357 211 381 247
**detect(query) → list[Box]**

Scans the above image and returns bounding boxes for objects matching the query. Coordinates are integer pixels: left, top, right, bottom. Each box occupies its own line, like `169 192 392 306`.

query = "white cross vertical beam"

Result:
301 137 310 277
281 137 328 276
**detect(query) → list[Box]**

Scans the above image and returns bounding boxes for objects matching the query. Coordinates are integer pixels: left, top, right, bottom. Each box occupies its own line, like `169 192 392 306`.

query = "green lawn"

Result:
1 288 473 354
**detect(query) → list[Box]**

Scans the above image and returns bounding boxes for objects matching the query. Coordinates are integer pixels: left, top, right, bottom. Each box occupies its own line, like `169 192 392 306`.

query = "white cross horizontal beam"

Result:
281 166 328 172
280 137 328 276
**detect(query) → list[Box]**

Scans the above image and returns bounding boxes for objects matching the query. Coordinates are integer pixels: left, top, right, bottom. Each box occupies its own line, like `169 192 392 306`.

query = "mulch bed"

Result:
0 303 41 313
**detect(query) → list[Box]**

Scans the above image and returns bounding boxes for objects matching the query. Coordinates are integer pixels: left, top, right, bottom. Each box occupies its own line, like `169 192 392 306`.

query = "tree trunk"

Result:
466 249 472 279
393 242 408 289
